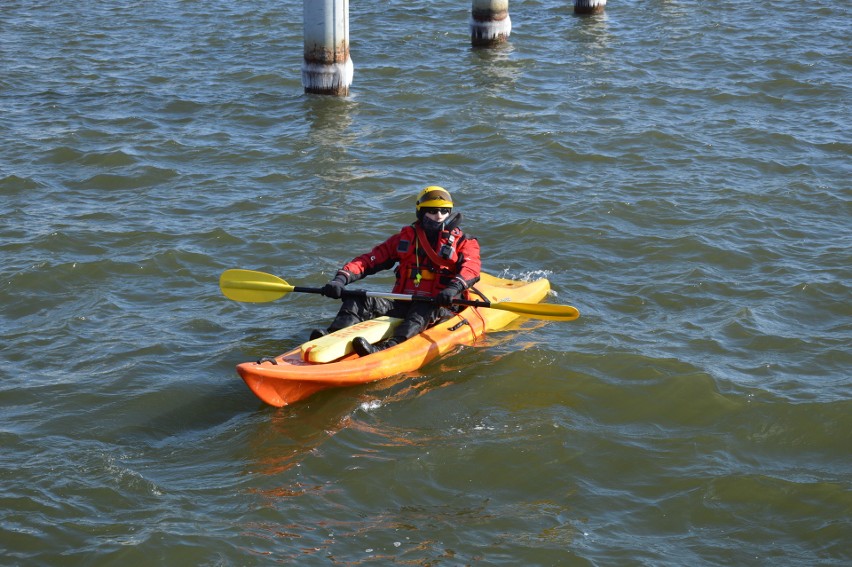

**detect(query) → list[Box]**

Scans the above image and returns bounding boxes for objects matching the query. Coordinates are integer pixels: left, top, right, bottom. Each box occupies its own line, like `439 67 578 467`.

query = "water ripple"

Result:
2 0 850 564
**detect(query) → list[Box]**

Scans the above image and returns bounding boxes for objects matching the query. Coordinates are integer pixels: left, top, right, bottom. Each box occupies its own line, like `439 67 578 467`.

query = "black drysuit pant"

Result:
328 296 453 342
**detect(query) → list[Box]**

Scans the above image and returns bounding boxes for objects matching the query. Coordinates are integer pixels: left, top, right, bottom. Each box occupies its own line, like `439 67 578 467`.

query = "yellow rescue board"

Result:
300 316 402 363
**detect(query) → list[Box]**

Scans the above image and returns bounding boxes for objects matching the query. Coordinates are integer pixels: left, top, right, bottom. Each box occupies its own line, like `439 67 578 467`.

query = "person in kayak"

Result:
313 185 481 356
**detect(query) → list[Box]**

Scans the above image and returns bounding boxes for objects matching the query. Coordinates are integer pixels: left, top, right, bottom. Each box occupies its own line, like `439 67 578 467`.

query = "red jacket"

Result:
339 222 481 298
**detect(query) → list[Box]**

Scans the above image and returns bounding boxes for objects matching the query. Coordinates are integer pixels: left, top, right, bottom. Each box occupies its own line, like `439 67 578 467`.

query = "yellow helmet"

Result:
415 186 453 210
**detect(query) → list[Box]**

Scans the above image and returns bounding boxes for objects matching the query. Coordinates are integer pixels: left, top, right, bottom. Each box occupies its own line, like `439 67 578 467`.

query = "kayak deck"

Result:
236 272 550 407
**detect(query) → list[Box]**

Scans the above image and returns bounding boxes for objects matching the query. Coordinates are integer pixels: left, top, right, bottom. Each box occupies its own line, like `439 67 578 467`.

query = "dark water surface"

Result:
2 0 850 564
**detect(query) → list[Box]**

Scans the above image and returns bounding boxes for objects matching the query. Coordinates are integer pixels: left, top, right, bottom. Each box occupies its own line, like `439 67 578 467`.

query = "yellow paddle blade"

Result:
219 269 295 303
491 301 580 321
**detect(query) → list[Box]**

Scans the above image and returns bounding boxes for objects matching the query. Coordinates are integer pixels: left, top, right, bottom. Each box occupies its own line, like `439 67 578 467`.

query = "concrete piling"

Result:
573 0 606 15
302 0 353 96
470 0 512 47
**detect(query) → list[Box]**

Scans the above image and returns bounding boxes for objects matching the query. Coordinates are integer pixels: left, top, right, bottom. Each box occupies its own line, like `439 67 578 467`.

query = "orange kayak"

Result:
236 272 551 407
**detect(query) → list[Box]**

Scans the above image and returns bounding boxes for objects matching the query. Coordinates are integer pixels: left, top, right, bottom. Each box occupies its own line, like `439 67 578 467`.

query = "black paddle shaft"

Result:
291 286 492 308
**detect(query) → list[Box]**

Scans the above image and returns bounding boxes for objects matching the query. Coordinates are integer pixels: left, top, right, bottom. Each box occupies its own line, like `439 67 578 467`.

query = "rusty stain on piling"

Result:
471 9 509 22
574 0 606 15
304 44 350 65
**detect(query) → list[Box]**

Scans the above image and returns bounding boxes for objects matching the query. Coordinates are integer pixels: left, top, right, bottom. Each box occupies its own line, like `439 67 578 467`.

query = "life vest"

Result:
392 223 467 297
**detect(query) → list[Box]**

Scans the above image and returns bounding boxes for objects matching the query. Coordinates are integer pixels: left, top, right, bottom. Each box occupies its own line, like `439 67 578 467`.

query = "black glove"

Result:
435 280 464 307
321 273 348 299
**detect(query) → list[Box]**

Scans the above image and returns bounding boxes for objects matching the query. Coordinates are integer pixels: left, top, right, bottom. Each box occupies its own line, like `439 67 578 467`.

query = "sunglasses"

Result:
422 207 451 215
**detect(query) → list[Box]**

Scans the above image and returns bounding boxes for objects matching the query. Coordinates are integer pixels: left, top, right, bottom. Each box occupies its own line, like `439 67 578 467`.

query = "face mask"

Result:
420 215 444 233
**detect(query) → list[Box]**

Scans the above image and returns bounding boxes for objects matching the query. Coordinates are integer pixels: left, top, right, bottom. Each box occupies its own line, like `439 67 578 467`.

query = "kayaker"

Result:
312 185 482 356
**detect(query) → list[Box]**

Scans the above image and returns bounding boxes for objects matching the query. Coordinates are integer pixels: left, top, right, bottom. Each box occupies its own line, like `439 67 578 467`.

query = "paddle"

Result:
220 269 579 321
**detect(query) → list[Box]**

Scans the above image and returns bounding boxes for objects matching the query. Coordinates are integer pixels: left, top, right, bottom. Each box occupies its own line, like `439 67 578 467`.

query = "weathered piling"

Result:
574 0 606 15
302 0 353 96
470 0 512 47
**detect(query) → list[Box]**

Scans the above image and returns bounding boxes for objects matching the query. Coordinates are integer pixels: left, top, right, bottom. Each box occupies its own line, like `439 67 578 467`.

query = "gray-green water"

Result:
2 0 850 564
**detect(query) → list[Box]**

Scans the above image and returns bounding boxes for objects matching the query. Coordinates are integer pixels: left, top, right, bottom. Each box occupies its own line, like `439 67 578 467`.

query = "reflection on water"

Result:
243 375 425 480
304 95 357 145
468 43 522 92
570 9 612 69
298 94 368 196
